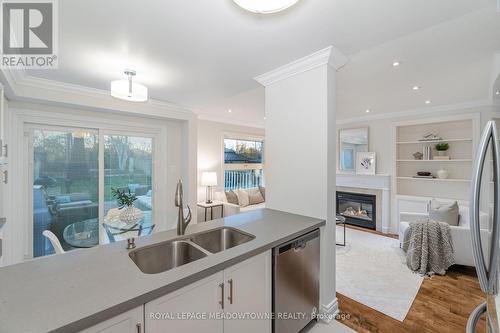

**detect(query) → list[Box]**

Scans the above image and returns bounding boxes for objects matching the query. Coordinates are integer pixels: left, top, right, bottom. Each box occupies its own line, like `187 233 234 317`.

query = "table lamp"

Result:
201 171 217 204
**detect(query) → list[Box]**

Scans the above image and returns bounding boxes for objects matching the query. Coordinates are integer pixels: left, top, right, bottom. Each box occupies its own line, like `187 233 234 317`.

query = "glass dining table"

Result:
63 210 154 248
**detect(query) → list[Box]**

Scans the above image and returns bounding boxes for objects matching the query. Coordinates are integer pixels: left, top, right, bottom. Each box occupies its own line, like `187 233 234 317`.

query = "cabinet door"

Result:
80 305 143 333
223 251 272 333
145 271 224 333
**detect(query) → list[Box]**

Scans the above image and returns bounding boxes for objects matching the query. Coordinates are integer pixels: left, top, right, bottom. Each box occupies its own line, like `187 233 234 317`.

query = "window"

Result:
223 137 264 191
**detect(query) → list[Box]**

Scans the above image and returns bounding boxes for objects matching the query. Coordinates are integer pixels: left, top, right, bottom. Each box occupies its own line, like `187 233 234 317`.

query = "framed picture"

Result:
356 152 376 175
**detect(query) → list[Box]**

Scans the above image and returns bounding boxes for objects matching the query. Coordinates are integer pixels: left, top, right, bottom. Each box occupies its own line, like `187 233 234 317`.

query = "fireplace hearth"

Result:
336 191 376 230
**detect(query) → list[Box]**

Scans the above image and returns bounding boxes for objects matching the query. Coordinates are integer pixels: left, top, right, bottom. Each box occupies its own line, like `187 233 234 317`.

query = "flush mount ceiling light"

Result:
233 0 300 14
392 61 401 67
425 100 431 104
111 70 148 102
412 85 420 91
365 109 371 113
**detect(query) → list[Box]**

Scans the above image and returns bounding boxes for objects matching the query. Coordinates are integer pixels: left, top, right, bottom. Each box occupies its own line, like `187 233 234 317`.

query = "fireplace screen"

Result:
336 191 376 229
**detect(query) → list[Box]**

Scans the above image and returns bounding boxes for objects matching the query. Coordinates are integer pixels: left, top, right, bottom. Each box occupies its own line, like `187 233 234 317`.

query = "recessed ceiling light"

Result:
263 116 267 120
365 109 371 113
233 0 300 14
425 100 431 104
412 86 420 91
392 61 401 67
228 109 232 113
496 91 500 95
110 70 148 102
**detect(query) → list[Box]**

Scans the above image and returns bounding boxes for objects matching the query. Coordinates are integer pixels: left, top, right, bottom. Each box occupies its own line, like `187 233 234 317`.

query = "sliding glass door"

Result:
31 127 98 256
103 134 154 241
29 125 155 258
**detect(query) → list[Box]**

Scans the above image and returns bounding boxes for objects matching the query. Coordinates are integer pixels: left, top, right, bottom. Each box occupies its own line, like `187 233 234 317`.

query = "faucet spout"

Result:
175 180 192 236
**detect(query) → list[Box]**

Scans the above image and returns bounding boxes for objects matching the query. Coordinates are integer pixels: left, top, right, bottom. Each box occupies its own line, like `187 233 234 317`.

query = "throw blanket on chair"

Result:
402 219 455 276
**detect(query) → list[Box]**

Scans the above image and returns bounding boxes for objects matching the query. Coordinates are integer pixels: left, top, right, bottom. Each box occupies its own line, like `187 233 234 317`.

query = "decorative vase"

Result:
437 151 448 156
119 206 144 227
437 168 449 179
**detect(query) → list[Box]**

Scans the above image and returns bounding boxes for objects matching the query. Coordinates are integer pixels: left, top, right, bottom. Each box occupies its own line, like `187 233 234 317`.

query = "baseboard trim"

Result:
319 297 339 323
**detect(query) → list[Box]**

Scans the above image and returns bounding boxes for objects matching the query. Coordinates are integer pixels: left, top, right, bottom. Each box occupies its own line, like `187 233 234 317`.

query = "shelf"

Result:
396 138 472 144
397 177 470 183
396 159 472 162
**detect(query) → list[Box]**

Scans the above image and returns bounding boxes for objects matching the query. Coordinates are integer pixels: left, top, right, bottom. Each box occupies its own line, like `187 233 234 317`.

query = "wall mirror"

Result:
339 127 369 172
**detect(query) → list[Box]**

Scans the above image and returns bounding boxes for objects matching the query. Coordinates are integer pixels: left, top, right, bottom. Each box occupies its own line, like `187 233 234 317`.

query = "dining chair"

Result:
42 230 66 254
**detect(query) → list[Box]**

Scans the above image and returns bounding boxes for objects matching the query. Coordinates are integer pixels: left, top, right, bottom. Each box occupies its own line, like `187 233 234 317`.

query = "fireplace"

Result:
336 191 376 230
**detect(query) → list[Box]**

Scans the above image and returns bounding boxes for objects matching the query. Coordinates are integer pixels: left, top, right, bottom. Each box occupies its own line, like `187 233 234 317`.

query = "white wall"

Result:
197 119 264 201
337 105 495 175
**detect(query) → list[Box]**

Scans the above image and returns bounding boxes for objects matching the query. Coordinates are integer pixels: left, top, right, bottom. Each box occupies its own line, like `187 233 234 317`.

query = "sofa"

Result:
399 204 490 267
197 187 266 222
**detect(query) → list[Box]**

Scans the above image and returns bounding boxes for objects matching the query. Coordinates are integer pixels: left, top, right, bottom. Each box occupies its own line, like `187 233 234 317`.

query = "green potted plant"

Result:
111 188 144 227
435 142 449 157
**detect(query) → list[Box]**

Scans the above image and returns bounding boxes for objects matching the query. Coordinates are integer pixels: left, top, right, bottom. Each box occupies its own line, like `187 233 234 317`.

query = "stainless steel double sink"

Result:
129 227 255 274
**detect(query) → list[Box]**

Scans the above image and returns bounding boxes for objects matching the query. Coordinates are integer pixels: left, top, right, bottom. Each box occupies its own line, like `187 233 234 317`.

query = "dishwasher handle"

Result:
274 229 320 256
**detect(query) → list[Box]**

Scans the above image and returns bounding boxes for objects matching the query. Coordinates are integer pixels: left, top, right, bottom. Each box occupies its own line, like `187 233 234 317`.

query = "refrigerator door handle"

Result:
466 301 487 333
471 120 500 294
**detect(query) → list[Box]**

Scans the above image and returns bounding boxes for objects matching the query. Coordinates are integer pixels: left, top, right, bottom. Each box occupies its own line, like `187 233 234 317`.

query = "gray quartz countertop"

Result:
0 208 325 333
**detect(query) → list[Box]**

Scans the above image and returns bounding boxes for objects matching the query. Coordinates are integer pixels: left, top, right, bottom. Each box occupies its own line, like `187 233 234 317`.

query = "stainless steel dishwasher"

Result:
273 229 320 333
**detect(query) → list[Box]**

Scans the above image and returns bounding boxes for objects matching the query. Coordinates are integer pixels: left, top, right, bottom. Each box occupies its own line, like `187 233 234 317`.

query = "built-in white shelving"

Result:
397 176 470 183
396 138 473 145
393 114 479 201
396 159 472 162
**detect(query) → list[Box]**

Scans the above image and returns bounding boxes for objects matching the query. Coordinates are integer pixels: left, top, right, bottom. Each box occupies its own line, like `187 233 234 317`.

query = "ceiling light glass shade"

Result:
111 80 148 102
233 0 300 14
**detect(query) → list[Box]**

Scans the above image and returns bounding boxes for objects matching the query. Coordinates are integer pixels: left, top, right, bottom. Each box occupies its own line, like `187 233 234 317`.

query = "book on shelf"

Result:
433 156 451 160
412 175 436 179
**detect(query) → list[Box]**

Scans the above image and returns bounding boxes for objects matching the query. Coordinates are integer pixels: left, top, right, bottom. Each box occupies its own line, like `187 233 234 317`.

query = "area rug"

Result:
336 227 424 321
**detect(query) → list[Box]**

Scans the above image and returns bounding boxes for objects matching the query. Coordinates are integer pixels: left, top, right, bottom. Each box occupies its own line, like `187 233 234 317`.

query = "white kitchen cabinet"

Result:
223 251 272 333
145 271 224 333
80 305 144 333
144 251 271 333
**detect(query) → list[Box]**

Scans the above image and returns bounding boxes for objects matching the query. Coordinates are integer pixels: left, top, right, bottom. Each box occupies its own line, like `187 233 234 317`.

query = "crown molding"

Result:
0 68 196 121
196 112 265 129
254 45 348 87
336 99 493 125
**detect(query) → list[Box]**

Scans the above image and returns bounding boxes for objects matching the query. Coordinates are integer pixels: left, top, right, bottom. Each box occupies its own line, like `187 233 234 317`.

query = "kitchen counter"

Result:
0 208 325 333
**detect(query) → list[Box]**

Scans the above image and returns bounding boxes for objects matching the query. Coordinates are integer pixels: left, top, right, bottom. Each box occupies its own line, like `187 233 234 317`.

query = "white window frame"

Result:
8 107 166 263
221 133 265 190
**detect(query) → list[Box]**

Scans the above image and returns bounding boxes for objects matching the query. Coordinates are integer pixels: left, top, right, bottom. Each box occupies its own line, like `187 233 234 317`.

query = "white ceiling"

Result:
26 0 497 126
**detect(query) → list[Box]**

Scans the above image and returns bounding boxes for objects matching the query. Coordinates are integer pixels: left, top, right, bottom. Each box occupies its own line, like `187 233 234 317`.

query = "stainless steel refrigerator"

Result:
468 120 500 333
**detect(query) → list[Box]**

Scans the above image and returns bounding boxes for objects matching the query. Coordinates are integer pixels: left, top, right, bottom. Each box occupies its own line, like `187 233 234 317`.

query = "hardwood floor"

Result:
335 226 486 333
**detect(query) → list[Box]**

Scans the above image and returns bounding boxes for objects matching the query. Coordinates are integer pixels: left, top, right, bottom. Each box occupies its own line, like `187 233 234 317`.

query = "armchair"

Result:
399 205 490 267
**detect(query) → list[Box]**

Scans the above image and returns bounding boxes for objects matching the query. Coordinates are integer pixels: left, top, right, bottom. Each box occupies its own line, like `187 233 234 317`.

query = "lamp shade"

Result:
201 171 217 186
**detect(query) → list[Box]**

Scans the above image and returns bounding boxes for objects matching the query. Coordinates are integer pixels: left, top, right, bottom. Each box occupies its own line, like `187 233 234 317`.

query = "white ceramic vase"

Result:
437 168 449 179
119 206 144 227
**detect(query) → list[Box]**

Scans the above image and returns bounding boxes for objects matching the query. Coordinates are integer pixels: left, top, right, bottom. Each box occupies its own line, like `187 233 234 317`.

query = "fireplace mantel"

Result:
336 173 392 233
336 173 390 191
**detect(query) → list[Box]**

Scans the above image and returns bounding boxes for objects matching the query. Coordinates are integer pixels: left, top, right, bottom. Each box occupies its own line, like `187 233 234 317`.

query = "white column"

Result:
255 46 347 320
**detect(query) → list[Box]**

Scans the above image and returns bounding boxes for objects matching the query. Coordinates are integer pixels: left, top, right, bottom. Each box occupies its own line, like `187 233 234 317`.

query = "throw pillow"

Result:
236 189 250 207
248 188 265 205
429 200 459 226
259 186 266 200
225 191 239 205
